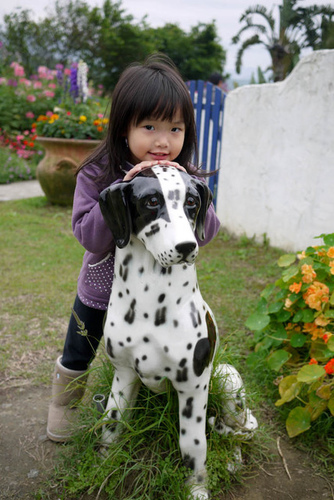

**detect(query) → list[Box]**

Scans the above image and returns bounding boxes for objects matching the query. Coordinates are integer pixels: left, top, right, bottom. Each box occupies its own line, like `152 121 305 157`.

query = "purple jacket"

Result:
73 162 221 310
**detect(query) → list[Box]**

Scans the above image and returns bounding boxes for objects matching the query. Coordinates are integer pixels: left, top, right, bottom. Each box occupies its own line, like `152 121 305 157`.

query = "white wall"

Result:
216 50 334 252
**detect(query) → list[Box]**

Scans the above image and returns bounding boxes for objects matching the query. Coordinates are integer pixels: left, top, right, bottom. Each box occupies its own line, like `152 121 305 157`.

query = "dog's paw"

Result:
189 484 210 500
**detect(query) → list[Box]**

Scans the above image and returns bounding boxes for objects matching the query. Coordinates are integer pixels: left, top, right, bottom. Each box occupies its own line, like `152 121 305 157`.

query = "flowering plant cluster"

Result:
0 59 107 145
246 233 334 438
34 104 108 140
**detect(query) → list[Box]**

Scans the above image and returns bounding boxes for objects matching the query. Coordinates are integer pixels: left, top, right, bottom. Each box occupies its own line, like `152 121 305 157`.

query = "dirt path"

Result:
0 385 333 500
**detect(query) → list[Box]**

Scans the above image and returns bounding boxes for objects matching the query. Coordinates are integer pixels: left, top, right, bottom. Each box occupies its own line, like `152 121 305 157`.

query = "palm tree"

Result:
232 0 334 82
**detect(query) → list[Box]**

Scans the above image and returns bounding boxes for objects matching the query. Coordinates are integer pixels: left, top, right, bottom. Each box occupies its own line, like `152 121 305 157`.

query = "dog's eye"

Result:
146 196 159 207
185 196 198 208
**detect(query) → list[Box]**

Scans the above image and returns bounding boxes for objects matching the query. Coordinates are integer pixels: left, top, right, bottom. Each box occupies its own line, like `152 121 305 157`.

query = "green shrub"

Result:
246 233 334 437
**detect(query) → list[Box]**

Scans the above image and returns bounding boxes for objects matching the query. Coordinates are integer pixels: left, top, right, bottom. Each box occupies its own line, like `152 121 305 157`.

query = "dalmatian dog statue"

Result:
99 165 257 499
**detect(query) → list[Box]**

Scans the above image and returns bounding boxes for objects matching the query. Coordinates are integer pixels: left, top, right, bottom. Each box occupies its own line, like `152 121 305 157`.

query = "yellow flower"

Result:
102 118 109 125
79 115 87 122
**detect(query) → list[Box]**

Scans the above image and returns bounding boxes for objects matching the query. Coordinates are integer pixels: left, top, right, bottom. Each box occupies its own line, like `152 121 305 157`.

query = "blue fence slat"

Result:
187 80 226 207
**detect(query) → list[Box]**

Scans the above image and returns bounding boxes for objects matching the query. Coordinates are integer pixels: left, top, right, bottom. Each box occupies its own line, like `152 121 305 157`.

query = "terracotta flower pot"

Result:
36 137 100 205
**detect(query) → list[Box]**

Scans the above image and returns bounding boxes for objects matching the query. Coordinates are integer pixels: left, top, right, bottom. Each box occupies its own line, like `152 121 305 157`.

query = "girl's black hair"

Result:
77 54 199 182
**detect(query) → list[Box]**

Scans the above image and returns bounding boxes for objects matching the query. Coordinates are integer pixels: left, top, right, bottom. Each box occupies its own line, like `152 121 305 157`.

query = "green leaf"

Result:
267 349 291 371
245 312 270 331
316 384 332 400
290 333 306 348
324 309 334 318
323 233 334 246
276 309 291 322
297 364 326 383
307 392 328 420
310 341 333 362
277 254 296 267
261 283 276 300
292 310 303 322
282 264 300 282
327 336 334 352
286 407 311 437
268 301 284 314
302 309 314 322
275 375 302 406
328 396 334 416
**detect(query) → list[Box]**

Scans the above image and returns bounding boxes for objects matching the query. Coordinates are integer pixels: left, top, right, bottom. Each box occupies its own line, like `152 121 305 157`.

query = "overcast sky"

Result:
0 0 329 82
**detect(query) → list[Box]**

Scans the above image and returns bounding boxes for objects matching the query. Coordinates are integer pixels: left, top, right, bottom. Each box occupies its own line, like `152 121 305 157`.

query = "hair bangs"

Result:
133 72 187 126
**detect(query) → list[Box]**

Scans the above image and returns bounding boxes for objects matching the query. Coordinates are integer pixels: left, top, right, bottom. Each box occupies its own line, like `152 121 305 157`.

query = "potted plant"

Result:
34 61 109 205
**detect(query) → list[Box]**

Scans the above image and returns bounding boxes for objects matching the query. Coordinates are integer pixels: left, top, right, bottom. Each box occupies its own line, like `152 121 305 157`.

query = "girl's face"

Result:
127 110 185 165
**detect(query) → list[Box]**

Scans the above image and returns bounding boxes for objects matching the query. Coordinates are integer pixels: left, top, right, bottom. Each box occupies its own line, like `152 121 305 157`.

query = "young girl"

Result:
47 54 221 442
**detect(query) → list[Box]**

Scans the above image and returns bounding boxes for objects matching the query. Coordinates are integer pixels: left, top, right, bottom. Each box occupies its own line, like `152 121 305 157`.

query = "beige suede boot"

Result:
47 356 88 442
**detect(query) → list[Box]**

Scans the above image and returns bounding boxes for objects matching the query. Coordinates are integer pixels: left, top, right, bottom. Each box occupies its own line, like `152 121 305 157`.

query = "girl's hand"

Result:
123 160 186 181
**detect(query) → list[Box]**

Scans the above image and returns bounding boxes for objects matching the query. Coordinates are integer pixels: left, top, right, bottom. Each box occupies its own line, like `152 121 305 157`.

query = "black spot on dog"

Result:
176 367 188 382
176 298 181 304
173 320 178 327
111 409 118 419
154 376 161 381
123 254 133 266
183 281 189 287
194 439 200 445
144 285 149 291
145 223 160 238
118 292 123 298
143 336 150 342
165 367 171 372
142 355 147 361
193 338 211 376
183 454 195 471
164 346 169 353
182 397 193 419
196 416 202 423
124 299 136 324
179 358 187 368
155 307 166 326
119 341 124 347
158 294 165 303
126 337 132 343
139 267 144 273
181 429 186 435
187 343 192 350
106 338 114 358
143 312 149 318
190 301 202 328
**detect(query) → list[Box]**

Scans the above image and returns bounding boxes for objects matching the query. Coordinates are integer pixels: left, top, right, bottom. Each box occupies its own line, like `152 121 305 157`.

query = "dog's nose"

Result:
175 242 197 257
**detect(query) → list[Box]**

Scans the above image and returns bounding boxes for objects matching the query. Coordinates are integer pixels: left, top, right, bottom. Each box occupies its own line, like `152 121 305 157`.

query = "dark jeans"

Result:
62 295 106 371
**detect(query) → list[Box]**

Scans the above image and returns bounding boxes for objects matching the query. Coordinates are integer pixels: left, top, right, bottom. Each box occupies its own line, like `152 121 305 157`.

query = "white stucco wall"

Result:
216 50 334 252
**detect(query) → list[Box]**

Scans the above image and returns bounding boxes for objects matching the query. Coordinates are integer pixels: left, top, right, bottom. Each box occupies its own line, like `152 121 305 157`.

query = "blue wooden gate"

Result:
188 80 226 207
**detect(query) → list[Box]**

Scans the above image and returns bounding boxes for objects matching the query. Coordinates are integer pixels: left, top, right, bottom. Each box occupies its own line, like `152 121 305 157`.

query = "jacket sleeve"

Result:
72 165 120 254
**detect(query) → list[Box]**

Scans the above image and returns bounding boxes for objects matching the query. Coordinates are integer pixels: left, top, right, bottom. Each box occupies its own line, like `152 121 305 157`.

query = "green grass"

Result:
1 197 333 498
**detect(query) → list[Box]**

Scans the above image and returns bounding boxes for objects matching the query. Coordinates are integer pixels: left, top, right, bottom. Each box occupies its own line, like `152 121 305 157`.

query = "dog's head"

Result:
99 166 212 267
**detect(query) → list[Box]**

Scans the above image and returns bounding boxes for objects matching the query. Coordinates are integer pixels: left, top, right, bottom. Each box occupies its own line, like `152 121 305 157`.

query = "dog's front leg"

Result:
101 367 141 445
177 387 210 500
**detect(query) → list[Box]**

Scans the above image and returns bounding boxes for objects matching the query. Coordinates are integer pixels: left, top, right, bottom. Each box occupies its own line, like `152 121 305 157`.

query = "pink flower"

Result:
44 90 55 98
0 77 6 85
19 78 31 86
48 83 56 89
46 111 53 117
26 95 36 102
33 81 42 89
26 111 34 119
16 135 24 141
64 68 71 76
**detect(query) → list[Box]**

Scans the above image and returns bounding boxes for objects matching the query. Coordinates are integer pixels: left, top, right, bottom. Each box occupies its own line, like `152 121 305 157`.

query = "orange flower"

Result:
301 264 316 283
303 281 329 311
329 261 334 275
325 358 334 375
289 282 302 294
303 322 325 340
314 314 331 327
297 251 306 260
323 333 332 344
309 358 318 365
327 247 334 258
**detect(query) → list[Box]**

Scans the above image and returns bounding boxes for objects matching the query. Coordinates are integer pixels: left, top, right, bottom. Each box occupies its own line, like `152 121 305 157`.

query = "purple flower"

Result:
7 79 18 87
70 64 79 99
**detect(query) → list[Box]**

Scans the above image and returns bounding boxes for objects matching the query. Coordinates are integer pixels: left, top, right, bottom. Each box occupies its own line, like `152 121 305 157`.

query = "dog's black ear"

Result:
193 179 213 241
99 183 132 248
